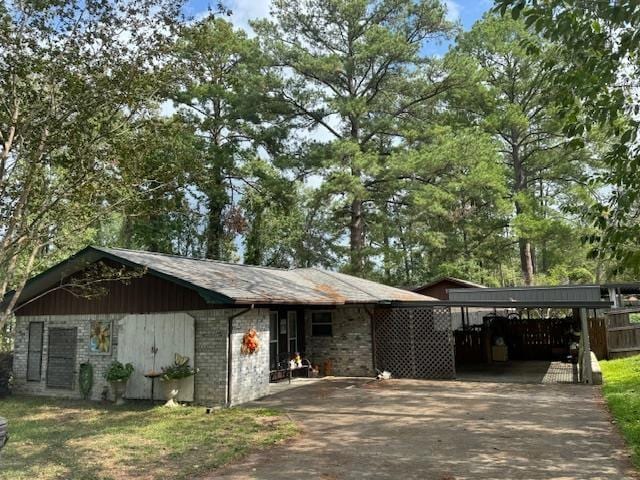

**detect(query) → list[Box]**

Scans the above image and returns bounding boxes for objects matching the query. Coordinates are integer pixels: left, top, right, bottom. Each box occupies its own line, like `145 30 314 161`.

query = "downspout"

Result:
227 305 254 407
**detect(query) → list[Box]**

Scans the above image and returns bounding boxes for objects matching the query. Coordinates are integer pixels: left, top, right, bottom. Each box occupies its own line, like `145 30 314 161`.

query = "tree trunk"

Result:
206 194 225 260
205 167 227 260
512 136 535 286
349 198 365 274
519 238 534 286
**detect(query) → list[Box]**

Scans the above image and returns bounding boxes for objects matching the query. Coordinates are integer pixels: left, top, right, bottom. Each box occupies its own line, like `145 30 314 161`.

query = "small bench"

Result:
270 353 312 384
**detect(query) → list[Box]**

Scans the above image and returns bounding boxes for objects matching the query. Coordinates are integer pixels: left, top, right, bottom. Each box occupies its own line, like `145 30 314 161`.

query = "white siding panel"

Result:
118 313 195 401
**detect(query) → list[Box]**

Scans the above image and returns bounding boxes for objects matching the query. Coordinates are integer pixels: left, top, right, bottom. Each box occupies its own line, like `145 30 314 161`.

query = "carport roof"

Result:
6 246 434 308
390 300 612 308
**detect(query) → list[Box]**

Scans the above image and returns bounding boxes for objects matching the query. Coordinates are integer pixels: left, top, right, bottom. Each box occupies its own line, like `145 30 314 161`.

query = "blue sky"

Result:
184 0 494 56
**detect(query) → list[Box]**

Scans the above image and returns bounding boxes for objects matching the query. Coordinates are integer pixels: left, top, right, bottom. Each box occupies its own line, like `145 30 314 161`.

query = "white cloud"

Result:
444 0 462 22
226 0 272 33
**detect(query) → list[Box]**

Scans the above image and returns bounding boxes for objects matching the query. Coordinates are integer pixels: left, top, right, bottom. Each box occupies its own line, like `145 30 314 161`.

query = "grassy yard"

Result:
0 395 297 480
600 354 640 467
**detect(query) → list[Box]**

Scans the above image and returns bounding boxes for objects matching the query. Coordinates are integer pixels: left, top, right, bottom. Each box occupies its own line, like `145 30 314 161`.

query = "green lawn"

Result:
600 354 640 467
0 395 297 480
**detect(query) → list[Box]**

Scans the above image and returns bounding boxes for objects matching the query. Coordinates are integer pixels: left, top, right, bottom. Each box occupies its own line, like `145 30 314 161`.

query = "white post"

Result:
580 307 593 384
609 287 620 309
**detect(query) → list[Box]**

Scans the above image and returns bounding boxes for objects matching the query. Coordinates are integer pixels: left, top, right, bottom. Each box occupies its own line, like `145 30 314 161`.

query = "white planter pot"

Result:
110 380 127 405
161 379 181 407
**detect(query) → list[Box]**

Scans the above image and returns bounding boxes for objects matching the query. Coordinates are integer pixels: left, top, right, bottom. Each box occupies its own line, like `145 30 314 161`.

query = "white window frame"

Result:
269 311 279 359
288 311 297 353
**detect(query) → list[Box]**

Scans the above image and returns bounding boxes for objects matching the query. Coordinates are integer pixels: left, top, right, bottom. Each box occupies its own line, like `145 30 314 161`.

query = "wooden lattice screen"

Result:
373 307 455 379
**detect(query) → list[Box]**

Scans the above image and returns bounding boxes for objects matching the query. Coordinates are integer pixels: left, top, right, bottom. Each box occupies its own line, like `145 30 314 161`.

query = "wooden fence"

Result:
454 316 609 364
606 309 640 358
588 317 608 361
454 327 485 364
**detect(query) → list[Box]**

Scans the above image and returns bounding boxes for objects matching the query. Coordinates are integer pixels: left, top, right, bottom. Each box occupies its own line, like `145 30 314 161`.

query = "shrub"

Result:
104 361 134 382
79 363 93 399
161 361 198 380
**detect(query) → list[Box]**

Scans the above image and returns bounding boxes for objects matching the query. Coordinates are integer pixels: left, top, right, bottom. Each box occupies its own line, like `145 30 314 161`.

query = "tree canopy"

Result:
0 0 636 328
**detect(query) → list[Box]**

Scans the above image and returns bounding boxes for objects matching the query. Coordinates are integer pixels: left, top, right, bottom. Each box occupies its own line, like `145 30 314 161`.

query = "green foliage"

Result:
161 362 198 380
162 16 292 261
0 0 186 329
253 0 458 275
446 13 602 285
600 355 640 467
78 363 93 400
495 0 640 275
105 361 134 382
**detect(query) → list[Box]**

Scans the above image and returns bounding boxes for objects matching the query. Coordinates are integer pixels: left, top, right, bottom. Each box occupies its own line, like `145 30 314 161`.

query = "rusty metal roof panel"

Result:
96 247 435 305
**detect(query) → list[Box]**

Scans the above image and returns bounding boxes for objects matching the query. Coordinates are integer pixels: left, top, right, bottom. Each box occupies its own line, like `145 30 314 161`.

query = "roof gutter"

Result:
226 305 254 407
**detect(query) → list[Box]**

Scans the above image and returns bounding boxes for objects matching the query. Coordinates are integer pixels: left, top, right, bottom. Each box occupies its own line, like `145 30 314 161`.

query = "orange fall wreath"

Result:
241 328 260 355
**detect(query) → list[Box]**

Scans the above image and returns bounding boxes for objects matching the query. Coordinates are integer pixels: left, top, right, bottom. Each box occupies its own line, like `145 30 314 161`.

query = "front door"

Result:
269 310 304 368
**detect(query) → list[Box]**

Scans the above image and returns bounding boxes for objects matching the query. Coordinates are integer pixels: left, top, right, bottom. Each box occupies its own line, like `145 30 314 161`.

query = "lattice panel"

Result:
374 307 454 379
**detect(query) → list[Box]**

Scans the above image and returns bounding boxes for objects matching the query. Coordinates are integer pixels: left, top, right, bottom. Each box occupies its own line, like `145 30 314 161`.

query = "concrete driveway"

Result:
213 378 636 480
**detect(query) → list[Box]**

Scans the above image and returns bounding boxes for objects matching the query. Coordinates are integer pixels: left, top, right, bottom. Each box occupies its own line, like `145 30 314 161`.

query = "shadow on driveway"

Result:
210 378 636 480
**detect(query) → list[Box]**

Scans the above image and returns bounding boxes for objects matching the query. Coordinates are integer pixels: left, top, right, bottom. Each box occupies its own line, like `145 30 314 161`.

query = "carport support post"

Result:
580 307 593 384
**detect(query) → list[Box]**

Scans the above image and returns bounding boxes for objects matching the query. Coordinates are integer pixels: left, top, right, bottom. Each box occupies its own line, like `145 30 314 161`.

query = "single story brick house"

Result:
5 246 454 406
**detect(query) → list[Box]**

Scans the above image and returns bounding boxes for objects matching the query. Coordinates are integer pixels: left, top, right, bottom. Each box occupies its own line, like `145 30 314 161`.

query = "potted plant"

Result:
105 361 134 405
160 355 198 407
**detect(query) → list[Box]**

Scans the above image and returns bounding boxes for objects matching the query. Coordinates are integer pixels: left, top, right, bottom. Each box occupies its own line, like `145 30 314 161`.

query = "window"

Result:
27 322 44 381
269 312 278 368
311 311 333 337
288 311 297 353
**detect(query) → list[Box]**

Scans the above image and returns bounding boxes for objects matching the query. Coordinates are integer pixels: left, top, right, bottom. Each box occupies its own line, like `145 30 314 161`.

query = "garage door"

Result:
374 307 454 379
117 313 195 401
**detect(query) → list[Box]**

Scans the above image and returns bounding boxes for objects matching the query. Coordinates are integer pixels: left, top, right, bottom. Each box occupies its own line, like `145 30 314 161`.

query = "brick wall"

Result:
13 307 270 406
190 309 229 405
229 309 270 406
13 314 124 401
304 306 374 377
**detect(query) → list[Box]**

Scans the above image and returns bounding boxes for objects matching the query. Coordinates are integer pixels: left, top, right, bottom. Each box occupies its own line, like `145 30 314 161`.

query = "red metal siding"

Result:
414 280 466 300
16 272 210 316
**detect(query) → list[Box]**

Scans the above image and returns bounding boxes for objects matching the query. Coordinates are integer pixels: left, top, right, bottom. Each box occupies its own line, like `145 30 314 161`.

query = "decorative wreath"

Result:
241 328 260 355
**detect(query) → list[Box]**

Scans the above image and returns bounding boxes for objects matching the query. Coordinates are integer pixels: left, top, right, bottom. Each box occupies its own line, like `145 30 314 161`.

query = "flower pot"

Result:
110 380 127 405
161 378 180 407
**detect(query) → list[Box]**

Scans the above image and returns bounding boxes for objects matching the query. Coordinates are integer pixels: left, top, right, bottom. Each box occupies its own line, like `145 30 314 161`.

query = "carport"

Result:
390 286 612 384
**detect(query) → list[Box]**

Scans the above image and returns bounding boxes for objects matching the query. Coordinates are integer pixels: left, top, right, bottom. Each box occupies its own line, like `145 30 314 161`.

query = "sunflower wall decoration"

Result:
90 320 112 354
240 328 260 355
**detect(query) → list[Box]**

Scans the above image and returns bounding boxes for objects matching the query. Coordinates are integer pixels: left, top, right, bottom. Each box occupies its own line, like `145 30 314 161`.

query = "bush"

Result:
104 361 134 382
161 361 198 380
79 363 93 399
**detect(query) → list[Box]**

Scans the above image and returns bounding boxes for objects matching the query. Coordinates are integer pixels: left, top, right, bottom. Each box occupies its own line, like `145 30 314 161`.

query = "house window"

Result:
27 322 44 381
288 311 297 353
269 312 278 368
311 311 333 337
